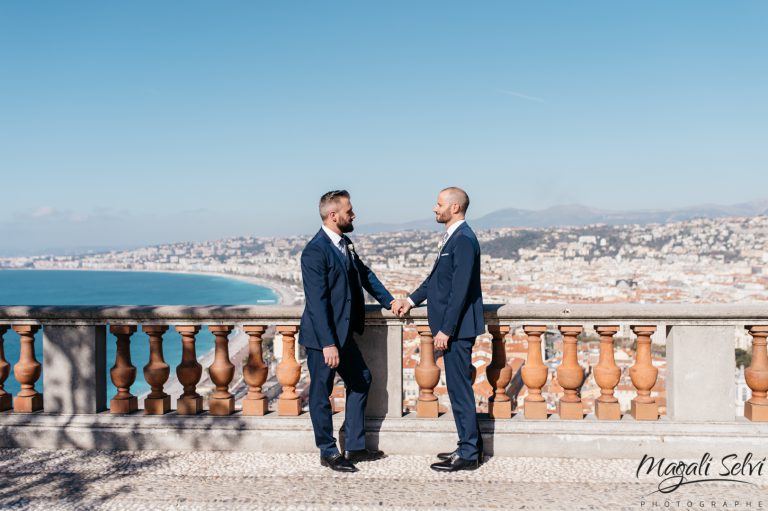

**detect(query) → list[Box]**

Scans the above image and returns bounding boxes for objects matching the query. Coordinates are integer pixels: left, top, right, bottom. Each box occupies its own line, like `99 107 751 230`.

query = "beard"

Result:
339 221 354 233
435 211 450 224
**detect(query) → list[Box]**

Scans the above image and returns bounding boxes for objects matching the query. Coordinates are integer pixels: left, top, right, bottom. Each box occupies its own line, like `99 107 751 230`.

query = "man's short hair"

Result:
319 189 350 220
441 186 470 214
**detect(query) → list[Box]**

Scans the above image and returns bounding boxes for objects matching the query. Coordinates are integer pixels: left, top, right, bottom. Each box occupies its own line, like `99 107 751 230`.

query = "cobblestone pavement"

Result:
1 449 766 510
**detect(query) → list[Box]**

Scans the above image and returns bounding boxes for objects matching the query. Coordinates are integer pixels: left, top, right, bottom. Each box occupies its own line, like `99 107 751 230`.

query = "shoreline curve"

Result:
0 267 301 306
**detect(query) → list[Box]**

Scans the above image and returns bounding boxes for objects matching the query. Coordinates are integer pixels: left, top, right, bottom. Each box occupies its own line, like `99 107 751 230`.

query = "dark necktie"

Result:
343 237 365 332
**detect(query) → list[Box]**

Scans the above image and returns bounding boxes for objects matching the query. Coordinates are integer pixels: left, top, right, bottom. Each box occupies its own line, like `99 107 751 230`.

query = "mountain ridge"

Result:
356 199 768 233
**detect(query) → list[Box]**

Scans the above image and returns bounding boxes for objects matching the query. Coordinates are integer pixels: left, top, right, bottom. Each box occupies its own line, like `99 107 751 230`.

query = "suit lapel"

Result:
428 223 467 275
318 229 349 280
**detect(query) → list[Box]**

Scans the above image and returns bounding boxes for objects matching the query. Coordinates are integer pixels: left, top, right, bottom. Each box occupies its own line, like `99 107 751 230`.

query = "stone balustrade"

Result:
1 303 768 458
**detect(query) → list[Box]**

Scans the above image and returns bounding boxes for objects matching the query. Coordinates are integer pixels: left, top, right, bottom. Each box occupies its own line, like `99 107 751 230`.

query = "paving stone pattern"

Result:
0 449 766 510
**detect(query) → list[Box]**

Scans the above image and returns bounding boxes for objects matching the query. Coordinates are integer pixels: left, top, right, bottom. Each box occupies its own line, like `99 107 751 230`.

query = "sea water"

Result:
0 270 278 400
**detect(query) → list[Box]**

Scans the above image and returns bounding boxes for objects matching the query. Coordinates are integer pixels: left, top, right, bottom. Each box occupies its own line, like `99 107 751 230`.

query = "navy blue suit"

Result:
300 228 394 456
409 222 485 460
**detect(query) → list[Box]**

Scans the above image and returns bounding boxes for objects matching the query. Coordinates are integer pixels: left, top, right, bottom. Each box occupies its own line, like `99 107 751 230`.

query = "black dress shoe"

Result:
344 449 386 463
430 454 480 472
320 453 358 472
437 449 458 461
437 449 484 462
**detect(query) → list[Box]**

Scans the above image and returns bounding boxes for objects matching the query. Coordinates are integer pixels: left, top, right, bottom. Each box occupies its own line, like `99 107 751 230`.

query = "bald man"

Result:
394 187 485 472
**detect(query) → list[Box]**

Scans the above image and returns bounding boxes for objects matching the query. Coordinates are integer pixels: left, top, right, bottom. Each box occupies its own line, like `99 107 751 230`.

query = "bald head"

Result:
441 187 470 214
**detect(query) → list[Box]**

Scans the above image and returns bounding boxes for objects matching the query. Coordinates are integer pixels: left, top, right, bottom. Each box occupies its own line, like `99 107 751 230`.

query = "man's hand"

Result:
323 345 340 368
391 299 412 317
434 331 450 351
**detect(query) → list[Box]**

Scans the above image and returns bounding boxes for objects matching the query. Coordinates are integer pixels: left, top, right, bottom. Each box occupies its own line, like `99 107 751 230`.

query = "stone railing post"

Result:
12 325 42 412
486 325 512 418
521 325 548 419
355 319 404 418
242 325 268 416
667 325 735 421
415 325 440 418
109 325 138 414
276 325 301 416
0 326 10 412
208 325 235 416
43 325 107 414
176 325 203 415
557 325 584 420
142 325 171 415
593 325 621 420
629 325 658 420
745 325 768 421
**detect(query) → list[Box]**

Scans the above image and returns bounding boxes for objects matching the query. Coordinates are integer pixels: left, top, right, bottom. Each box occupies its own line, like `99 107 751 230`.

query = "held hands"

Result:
390 298 412 317
323 345 340 368
434 331 450 351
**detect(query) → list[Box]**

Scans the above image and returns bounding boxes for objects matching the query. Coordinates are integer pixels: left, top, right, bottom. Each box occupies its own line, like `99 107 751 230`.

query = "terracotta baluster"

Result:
745 325 768 421
521 325 548 419
208 325 235 416
276 326 301 415
486 325 512 419
415 326 441 418
12 325 42 412
556 325 585 420
176 325 203 415
242 325 269 416
142 325 171 415
0 326 11 412
629 325 659 420
593 325 621 420
109 325 138 414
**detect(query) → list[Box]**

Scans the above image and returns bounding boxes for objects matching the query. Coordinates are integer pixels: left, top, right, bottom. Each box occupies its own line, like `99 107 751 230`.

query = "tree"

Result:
735 348 752 368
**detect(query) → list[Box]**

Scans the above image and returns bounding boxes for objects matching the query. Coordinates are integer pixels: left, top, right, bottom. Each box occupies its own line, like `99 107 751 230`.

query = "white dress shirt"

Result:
442 219 465 245
322 225 346 254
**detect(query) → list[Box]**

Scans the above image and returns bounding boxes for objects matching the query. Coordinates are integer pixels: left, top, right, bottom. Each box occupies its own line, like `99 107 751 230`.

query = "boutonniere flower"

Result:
348 243 356 254
437 240 444 251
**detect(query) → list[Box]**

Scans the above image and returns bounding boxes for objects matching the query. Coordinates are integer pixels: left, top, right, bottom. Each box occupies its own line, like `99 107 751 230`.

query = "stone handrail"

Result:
1 303 767 322
0 303 766 427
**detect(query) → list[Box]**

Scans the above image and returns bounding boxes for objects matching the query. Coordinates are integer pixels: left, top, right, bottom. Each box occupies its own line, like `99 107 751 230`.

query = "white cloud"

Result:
23 207 91 223
31 206 56 218
501 90 547 104
0 206 263 255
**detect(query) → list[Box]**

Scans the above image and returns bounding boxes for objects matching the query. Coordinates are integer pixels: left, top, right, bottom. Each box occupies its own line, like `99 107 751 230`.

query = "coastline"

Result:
0 267 300 306
0 266 301 402
169 270 300 306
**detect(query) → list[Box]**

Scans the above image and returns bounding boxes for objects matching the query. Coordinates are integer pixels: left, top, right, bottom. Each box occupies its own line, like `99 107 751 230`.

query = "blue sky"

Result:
1 1 766 254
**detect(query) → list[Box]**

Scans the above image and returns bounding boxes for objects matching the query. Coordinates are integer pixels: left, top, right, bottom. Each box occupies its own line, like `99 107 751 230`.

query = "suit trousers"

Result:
306 338 372 457
443 337 483 460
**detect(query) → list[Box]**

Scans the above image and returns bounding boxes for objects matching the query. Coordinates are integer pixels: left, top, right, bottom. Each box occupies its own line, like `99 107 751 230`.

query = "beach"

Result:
170 270 301 306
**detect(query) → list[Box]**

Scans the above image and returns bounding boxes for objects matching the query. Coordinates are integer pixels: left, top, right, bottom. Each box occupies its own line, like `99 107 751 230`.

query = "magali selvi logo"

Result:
637 453 764 495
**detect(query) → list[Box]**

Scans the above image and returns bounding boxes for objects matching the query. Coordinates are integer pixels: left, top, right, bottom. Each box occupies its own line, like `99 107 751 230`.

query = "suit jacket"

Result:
299 228 394 350
409 222 485 339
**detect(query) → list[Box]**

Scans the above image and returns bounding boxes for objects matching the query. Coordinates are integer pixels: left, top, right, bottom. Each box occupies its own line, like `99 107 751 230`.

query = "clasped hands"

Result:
389 299 450 349
390 298 412 317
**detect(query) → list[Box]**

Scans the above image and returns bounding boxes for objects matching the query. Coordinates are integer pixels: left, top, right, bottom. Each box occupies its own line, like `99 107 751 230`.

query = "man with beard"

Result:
392 187 485 472
299 189 397 472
